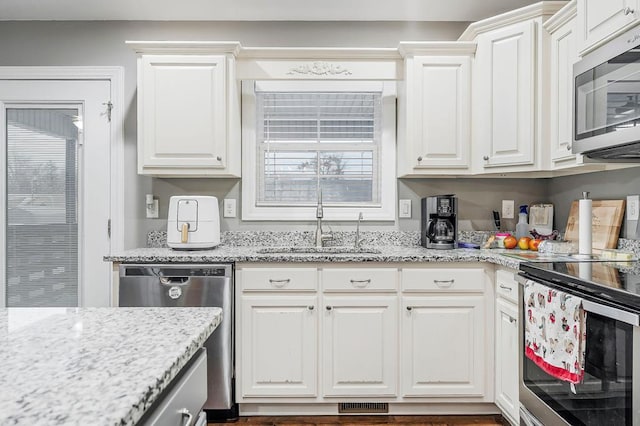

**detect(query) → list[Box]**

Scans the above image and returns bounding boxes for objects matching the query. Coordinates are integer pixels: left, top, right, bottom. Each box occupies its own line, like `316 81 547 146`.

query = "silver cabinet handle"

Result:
509 316 517 324
406 306 413 311
268 278 290 288
624 6 635 15
178 408 195 426
499 284 512 291
307 305 314 311
434 279 455 288
417 156 423 162
326 305 332 311
216 155 222 161
566 144 572 151
483 155 489 161
350 278 371 288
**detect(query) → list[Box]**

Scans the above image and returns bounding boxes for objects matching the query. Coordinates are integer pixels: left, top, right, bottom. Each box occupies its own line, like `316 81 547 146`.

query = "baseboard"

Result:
239 402 501 416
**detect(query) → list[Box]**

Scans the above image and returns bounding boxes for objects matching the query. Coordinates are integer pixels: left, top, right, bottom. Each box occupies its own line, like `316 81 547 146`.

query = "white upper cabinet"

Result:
128 42 241 177
397 43 475 177
474 21 536 169
460 2 566 175
577 0 640 54
547 2 581 167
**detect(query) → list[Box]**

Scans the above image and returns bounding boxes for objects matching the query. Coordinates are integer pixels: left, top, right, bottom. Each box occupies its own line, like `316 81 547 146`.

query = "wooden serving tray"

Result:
564 199 625 250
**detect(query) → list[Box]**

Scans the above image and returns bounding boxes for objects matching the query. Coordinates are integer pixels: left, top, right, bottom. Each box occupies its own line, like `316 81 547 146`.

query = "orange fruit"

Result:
503 236 517 249
517 237 531 250
529 239 542 251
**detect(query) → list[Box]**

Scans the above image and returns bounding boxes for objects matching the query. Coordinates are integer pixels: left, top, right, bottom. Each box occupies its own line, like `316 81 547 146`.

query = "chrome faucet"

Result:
354 212 364 248
315 190 333 247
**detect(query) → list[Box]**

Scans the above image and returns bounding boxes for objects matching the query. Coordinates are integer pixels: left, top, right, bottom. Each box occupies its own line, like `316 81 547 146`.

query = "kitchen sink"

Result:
255 246 382 255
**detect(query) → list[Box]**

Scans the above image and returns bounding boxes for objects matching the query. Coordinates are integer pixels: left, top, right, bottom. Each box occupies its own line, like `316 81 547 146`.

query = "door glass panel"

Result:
5 108 79 307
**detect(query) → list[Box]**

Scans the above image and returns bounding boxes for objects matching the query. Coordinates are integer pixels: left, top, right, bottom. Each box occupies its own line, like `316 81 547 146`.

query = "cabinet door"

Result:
410 56 471 170
240 295 317 397
495 298 519 425
139 54 227 171
476 21 535 168
401 295 485 397
578 0 639 53
323 296 398 396
550 17 579 165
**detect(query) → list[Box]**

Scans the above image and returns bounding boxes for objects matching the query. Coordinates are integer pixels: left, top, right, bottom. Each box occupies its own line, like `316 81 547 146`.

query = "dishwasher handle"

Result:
159 276 190 285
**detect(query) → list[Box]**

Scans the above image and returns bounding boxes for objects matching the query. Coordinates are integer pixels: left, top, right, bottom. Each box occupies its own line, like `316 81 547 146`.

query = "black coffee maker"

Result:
421 195 458 249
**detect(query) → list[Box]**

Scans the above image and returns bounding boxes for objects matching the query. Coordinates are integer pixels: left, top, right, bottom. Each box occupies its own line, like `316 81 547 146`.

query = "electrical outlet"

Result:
502 200 515 219
223 199 237 218
146 199 159 219
627 195 639 220
399 199 411 218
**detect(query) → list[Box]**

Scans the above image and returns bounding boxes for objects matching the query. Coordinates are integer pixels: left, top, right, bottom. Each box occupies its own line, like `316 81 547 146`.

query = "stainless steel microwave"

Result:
574 25 640 161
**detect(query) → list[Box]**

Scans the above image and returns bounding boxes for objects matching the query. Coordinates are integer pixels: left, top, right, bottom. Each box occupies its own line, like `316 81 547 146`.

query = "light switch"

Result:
627 195 639 220
502 200 515 219
399 199 411 218
223 199 237 218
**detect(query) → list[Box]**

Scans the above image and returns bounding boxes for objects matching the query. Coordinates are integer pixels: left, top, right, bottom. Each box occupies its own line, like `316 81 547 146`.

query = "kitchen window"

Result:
242 80 396 221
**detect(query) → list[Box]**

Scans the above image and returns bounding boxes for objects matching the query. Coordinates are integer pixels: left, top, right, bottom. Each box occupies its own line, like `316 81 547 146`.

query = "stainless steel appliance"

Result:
119 264 236 421
421 195 457 249
516 261 640 425
573 25 640 160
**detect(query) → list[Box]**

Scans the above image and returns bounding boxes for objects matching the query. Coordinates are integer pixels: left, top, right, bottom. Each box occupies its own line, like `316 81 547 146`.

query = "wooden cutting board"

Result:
564 199 625 250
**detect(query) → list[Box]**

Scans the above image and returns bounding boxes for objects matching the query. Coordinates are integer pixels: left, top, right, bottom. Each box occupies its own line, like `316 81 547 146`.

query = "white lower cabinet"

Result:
240 295 318 397
495 269 520 425
401 295 485 397
236 262 494 412
322 295 398 396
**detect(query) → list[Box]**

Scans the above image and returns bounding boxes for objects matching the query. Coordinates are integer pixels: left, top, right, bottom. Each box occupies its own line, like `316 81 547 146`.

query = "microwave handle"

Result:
582 299 639 327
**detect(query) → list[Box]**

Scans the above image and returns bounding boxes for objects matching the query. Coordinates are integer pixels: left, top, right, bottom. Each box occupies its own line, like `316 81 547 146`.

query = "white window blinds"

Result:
255 87 382 206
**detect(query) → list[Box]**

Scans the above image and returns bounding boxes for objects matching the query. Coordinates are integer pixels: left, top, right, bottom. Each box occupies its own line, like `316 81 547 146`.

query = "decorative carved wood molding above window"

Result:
287 62 352 76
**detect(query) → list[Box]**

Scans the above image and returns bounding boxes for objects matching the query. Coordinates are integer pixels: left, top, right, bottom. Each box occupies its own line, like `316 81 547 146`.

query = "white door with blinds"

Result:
0 80 112 307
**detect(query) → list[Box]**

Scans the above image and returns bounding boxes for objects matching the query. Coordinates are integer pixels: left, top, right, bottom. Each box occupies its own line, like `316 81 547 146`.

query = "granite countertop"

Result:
104 245 523 269
0 307 222 426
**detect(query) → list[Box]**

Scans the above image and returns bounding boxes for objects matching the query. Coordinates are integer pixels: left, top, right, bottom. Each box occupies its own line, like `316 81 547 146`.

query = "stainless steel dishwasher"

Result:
118 264 236 421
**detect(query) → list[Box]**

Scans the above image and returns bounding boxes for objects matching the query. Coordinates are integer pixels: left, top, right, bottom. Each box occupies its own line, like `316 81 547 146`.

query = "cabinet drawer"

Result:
496 269 518 303
143 348 207 426
240 267 317 291
321 268 397 292
402 268 484 292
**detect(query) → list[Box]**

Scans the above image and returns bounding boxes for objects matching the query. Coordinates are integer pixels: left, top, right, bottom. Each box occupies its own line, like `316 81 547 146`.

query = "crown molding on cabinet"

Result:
238 47 401 60
398 41 477 57
458 1 568 41
125 41 242 56
542 0 577 33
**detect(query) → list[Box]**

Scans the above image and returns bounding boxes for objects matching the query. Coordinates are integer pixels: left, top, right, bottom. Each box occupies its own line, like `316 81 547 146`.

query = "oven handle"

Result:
516 275 640 327
582 299 640 327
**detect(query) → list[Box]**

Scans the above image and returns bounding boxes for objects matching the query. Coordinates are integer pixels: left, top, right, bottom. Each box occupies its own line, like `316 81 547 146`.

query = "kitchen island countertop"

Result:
0 307 222 426
104 245 523 269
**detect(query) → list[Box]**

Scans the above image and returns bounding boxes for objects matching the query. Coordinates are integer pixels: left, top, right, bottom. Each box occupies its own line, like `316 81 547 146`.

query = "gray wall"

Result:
547 167 640 235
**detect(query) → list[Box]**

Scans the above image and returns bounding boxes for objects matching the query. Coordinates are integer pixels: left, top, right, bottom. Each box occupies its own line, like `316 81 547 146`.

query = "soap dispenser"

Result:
515 205 529 240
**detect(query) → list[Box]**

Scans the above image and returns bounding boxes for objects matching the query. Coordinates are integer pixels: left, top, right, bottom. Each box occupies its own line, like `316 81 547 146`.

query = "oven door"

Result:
517 275 640 426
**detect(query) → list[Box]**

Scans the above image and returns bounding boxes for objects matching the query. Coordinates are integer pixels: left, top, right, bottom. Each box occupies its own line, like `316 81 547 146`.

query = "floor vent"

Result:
338 402 389 414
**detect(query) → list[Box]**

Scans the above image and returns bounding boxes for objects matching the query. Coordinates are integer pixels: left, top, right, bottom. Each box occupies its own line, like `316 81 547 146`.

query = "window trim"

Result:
241 79 396 221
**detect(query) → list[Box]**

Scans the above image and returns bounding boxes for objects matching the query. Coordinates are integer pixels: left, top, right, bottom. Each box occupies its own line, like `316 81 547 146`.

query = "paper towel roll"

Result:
578 192 592 255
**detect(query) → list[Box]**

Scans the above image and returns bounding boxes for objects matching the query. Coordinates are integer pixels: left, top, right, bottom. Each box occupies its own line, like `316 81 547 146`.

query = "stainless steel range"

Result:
517 261 640 426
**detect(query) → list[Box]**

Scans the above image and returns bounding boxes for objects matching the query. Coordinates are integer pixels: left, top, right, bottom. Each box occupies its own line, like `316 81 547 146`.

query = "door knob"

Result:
483 155 489 161
417 156 423 162
624 6 635 15
566 144 572 151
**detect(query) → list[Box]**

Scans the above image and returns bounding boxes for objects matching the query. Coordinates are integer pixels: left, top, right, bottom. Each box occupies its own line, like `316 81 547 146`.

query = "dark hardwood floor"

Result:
209 415 505 425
